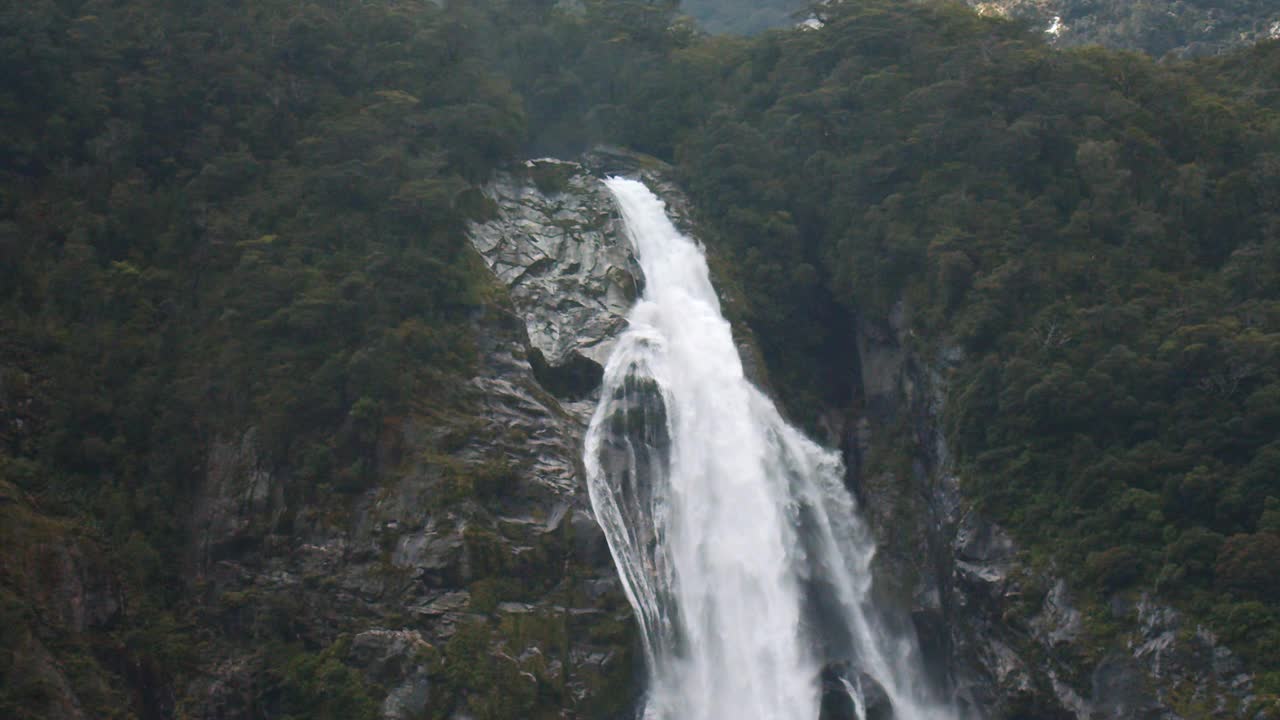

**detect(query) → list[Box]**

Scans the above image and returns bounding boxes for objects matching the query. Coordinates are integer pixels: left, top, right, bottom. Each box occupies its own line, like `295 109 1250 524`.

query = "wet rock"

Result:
570 507 613 568
469 158 638 373
382 671 431 720
392 526 464 575
855 308 908 424
1127 594 1255 716
954 513 1015 565
818 664 893 720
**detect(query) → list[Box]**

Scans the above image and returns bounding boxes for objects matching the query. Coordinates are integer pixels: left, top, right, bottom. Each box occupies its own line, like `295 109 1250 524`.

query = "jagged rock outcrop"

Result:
838 299 1264 719
180 154 676 719
466 150 709 398
469 159 636 375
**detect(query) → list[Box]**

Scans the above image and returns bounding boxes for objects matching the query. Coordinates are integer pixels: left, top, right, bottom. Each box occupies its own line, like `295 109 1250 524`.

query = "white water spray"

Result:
584 178 957 720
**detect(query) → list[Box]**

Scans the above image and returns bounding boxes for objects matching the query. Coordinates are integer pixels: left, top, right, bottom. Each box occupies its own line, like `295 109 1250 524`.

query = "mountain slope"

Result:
5 1 1280 718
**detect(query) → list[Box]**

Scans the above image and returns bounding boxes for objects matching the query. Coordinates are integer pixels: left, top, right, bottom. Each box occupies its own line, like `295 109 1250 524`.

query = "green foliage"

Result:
0 0 530 713
0 479 152 719
431 619 563 720
523 0 1280 684
1217 533 1280 601
1085 546 1144 592
275 642 379 720
6 0 1280 712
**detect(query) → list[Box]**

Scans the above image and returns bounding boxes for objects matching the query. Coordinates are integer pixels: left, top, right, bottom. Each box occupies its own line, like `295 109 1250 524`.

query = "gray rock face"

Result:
840 299 1262 720
1032 580 1083 648
349 630 434 720
192 427 282 568
469 158 638 372
1125 595 1256 717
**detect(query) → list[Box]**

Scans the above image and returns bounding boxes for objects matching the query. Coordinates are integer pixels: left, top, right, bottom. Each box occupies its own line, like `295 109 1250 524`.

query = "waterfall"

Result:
584 178 957 720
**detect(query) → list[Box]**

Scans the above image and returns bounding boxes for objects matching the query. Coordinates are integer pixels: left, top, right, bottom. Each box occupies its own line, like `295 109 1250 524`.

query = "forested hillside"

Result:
3 0 1280 717
651 0 1280 695
1 1 533 716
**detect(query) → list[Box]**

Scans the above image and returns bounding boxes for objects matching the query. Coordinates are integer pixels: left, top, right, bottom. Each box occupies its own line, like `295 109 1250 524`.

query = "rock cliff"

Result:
10 146 1261 719
836 299 1265 719
455 149 1266 719
411 149 1269 719
177 154 671 719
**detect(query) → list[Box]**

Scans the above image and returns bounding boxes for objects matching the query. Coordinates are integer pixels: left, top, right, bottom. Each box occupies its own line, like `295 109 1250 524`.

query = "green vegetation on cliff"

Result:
4 0 1280 716
601 0 1280 695
2 0 524 715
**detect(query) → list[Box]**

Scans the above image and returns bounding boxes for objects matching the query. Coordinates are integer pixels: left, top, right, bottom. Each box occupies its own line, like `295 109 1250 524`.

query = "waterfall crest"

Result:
584 178 956 720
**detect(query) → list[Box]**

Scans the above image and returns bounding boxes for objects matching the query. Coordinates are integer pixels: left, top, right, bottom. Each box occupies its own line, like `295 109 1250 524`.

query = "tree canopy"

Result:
3 0 1280 714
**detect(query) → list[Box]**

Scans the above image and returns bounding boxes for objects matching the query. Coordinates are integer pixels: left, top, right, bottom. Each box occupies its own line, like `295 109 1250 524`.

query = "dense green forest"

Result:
3 0 1280 716
1 1 530 716
655 1 1280 692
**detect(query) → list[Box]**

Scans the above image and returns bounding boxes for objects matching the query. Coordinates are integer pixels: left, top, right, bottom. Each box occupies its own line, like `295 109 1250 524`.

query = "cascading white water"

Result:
584 178 958 720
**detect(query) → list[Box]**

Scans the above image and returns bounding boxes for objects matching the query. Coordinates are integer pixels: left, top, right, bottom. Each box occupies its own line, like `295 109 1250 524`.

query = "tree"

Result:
1218 533 1280 601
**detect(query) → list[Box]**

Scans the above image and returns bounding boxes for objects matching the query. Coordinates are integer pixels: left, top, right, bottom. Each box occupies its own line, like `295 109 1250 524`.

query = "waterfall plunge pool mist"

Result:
583 178 959 720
